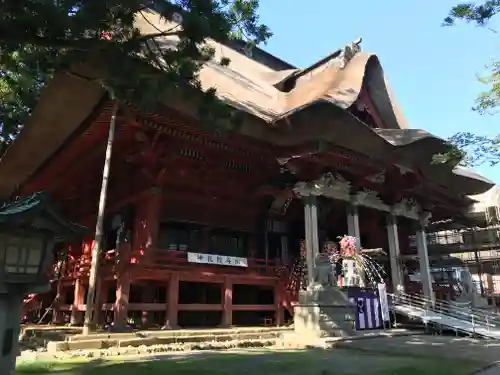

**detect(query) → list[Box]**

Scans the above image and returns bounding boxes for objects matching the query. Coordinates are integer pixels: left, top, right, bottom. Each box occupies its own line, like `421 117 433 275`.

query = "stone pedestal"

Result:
293 284 356 339
0 293 23 374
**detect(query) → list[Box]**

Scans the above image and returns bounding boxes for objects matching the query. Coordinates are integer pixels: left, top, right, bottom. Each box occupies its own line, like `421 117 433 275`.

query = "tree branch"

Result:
0 30 181 51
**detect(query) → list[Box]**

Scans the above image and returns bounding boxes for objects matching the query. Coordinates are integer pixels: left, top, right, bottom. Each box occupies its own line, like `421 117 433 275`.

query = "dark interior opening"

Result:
232 311 275 326
210 228 248 257
178 311 221 328
106 281 117 303
158 221 203 252
233 284 274 305
82 285 88 304
65 288 75 305
179 281 222 304
129 284 144 303
267 232 282 261
129 282 168 303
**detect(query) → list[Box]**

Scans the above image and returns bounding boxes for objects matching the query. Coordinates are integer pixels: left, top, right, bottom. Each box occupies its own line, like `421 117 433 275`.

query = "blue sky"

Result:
257 0 499 182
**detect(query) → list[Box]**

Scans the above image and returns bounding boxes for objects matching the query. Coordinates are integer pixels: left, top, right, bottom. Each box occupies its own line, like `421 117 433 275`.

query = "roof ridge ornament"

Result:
391 198 421 220
353 188 390 212
293 172 351 201
339 37 362 69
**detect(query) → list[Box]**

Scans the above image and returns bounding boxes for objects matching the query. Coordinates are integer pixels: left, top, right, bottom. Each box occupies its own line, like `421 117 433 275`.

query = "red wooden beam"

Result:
23 104 116 194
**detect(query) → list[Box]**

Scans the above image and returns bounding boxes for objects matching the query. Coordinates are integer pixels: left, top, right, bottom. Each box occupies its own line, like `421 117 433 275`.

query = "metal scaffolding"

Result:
415 226 500 299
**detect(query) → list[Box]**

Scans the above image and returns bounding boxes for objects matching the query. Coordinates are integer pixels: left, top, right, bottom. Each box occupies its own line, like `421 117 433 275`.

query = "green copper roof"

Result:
0 192 46 217
0 192 87 240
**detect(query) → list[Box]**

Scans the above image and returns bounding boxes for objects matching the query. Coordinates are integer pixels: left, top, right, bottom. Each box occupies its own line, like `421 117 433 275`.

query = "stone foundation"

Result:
293 285 356 338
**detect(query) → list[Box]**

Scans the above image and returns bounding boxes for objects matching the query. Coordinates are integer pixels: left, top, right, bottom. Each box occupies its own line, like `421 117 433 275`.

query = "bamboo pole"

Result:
82 100 118 335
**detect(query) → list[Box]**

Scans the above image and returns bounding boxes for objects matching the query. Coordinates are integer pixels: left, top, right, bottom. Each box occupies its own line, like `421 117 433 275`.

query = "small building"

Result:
0 9 493 328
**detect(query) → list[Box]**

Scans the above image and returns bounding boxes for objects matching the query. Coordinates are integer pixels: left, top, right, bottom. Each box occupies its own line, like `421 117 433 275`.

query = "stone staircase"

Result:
316 307 356 337
19 326 293 353
293 285 356 338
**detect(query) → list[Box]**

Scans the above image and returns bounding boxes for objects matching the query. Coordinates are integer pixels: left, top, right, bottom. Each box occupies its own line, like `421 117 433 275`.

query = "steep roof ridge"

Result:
277 38 362 88
137 10 383 123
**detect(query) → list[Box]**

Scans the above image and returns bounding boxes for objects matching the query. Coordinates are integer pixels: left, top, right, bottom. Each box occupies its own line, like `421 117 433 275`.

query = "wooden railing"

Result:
50 248 116 280
146 249 281 276
51 248 298 283
153 249 188 265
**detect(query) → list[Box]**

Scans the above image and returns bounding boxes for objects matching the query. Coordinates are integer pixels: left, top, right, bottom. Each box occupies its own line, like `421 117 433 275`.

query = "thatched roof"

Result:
135 10 407 128
0 9 493 199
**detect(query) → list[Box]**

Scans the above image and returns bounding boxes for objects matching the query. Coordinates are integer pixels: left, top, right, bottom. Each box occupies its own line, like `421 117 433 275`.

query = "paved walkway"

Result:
334 335 500 363
476 363 500 375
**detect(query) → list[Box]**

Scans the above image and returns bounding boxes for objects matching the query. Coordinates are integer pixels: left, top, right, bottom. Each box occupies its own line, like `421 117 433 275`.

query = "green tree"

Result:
438 1 500 166
0 0 271 150
0 0 271 335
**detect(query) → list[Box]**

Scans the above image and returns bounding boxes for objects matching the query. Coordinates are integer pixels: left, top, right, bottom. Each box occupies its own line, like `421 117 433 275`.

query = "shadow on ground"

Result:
334 334 500 363
15 346 484 375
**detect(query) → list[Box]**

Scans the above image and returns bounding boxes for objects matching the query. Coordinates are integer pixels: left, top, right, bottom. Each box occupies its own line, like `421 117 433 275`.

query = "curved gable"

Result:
362 57 409 129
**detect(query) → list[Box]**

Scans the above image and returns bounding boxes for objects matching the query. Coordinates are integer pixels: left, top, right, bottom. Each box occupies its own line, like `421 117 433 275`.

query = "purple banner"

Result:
348 289 383 330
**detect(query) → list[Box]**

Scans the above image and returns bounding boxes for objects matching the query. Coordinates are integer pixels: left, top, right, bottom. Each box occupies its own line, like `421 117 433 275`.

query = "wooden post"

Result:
114 271 131 328
415 221 435 306
387 214 404 294
83 101 119 335
347 203 365 287
144 188 162 262
264 231 269 264
70 278 85 325
52 280 64 324
164 274 179 329
141 282 155 327
346 204 361 245
51 256 68 324
303 196 319 287
222 277 233 327
94 279 106 326
113 233 132 328
474 250 486 296
274 284 285 326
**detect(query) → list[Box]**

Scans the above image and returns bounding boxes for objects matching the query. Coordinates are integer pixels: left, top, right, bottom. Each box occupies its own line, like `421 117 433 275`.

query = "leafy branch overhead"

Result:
433 132 500 167
438 1 500 167
445 1 500 115
444 1 500 26
0 0 272 149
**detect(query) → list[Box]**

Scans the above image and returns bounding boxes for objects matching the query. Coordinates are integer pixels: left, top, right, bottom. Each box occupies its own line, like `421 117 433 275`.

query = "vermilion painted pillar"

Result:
142 187 162 263
274 284 285 326
94 279 106 326
52 278 65 324
113 226 132 328
164 274 179 329
114 270 131 327
141 282 155 327
70 278 85 325
222 278 233 327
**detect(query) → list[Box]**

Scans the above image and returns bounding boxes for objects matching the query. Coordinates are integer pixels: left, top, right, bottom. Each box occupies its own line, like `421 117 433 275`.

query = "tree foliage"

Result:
433 132 500 166
439 1 500 166
0 0 271 150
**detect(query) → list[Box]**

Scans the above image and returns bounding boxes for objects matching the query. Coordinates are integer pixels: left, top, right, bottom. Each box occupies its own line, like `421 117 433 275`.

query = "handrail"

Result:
394 291 500 320
388 292 500 331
